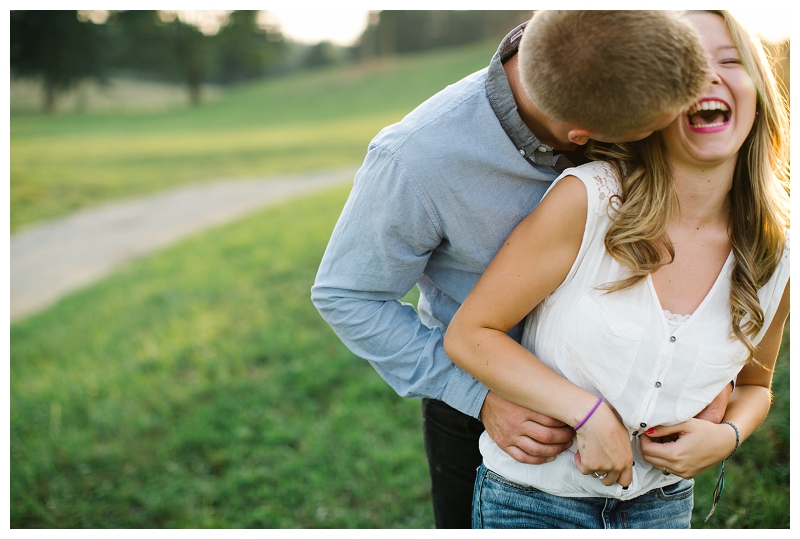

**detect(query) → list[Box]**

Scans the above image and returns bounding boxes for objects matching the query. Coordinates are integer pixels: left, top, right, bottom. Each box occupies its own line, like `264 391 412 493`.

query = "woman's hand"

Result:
573 403 633 487
640 419 738 478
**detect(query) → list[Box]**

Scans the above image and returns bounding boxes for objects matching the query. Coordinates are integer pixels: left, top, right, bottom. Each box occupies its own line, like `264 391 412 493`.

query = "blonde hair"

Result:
518 11 710 138
592 10 790 362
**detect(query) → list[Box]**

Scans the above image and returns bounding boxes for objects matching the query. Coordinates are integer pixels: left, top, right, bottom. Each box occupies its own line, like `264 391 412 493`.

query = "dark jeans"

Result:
421 398 485 529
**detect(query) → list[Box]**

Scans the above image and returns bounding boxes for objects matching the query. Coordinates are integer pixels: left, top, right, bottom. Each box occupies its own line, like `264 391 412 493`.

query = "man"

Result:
312 11 723 528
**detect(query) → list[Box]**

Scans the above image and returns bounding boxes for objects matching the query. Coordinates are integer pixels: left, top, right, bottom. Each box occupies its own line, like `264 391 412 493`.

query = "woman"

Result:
444 11 789 529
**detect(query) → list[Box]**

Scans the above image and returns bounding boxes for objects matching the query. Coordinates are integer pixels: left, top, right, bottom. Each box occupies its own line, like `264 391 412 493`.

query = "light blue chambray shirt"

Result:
311 24 582 419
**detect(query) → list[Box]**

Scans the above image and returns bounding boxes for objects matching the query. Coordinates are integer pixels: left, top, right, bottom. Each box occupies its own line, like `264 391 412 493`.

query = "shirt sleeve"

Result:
310 143 489 418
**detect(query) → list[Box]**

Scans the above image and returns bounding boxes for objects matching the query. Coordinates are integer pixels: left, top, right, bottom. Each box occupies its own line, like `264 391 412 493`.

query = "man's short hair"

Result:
518 11 710 138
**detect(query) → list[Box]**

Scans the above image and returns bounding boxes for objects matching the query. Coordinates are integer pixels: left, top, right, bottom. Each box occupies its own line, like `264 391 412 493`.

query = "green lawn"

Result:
11 185 432 528
10 42 497 231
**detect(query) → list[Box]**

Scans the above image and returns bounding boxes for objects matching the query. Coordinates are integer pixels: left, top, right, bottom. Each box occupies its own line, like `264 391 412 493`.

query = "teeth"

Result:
688 100 730 115
692 121 726 128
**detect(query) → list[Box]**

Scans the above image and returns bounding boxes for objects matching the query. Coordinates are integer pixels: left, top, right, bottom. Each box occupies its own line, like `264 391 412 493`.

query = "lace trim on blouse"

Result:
590 161 621 201
663 310 691 333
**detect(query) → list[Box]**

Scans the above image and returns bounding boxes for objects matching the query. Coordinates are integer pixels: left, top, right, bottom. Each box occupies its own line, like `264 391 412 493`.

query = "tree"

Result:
303 41 344 69
161 18 212 105
107 10 212 106
213 10 285 84
356 10 532 59
10 10 109 113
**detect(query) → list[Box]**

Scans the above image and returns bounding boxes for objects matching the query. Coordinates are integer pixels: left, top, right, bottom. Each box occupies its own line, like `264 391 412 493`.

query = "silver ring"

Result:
662 467 669 475
593 471 608 479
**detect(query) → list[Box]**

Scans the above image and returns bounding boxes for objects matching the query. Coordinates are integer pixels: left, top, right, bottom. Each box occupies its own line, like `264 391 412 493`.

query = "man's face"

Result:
590 108 682 144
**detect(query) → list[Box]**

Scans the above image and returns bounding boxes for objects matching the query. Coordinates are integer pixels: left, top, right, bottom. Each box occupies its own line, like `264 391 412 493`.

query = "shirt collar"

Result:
486 22 573 171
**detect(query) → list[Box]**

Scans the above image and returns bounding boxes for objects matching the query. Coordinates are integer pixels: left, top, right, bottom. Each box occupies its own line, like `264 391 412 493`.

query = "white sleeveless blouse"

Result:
480 160 791 500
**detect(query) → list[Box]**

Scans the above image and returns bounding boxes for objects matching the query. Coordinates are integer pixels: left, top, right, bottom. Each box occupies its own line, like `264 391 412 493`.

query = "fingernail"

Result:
646 428 655 435
546 456 556 463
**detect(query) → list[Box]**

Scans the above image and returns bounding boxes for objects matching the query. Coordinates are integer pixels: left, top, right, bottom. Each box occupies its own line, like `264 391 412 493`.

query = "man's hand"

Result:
480 391 574 464
693 381 733 423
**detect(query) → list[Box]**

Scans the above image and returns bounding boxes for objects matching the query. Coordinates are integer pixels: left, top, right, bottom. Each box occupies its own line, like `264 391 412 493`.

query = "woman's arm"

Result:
444 175 633 487
641 280 790 478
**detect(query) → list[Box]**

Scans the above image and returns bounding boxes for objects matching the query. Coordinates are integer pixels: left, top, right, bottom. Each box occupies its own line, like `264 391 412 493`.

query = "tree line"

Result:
11 10 286 112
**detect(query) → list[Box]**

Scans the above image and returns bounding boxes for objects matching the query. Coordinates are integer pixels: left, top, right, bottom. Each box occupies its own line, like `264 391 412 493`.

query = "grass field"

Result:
10 42 790 528
10 42 497 231
10 186 432 528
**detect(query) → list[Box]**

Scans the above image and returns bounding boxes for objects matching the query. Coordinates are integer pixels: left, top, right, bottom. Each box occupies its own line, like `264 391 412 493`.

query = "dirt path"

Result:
10 166 357 322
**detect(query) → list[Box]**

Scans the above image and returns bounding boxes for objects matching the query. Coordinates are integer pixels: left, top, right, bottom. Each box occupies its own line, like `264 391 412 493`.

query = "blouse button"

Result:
640 422 647 428
669 336 677 343
537 145 548 152
519 149 526 156
655 381 662 388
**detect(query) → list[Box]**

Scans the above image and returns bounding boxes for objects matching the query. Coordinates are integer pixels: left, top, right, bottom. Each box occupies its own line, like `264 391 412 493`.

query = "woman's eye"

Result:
721 58 742 65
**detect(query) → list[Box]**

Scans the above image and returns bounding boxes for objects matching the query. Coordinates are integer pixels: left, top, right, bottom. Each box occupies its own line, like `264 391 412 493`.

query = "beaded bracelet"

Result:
721 421 740 459
705 421 741 521
574 397 603 431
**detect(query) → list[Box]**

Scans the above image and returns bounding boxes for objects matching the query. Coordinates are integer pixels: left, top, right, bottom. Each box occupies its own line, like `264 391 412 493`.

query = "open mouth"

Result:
686 99 731 132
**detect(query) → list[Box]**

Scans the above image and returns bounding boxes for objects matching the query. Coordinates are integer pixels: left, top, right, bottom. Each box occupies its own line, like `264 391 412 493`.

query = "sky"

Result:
262 9 372 46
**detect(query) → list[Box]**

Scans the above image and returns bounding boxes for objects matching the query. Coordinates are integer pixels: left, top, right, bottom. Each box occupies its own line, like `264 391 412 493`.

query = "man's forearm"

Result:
693 381 734 423
310 288 488 417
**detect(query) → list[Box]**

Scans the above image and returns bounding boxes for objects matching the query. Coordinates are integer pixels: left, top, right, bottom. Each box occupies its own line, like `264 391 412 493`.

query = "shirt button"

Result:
640 422 647 428
670 336 677 343
519 149 526 156
655 381 662 388
537 145 548 152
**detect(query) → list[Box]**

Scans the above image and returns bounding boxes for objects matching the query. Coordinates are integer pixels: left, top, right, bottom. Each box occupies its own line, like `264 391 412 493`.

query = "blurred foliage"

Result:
304 41 349 70
10 10 109 113
213 11 285 83
357 10 532 58
106 10 284 105
11 10 286 111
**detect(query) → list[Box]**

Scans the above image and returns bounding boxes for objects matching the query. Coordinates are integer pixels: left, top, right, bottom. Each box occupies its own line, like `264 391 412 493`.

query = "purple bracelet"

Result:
574 397 604 431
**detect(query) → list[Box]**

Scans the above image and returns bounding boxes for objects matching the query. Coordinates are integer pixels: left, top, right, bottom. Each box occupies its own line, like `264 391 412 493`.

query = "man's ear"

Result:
566 128 593 145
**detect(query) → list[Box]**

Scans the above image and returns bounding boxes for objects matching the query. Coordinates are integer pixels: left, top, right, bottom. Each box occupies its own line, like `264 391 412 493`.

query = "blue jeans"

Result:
473 463 694 529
